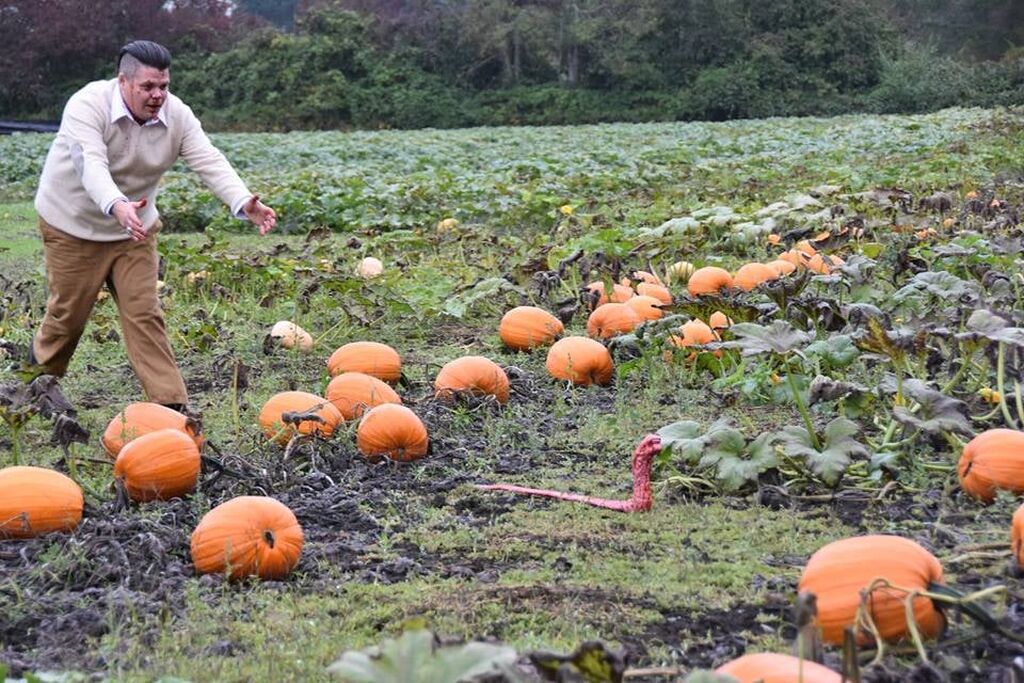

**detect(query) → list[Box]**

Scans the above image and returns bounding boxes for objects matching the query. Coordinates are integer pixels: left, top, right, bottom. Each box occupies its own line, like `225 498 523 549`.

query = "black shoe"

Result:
27 341 38 366
162 403 188 414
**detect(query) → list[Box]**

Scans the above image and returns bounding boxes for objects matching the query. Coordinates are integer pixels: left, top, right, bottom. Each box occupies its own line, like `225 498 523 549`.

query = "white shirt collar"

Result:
110 79 167 127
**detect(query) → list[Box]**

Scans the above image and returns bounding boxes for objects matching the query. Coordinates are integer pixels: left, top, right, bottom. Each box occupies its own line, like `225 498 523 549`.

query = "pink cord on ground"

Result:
476 434 661 512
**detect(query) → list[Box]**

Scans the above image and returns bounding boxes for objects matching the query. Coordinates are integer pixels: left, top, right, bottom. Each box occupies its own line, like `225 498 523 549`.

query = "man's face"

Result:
118 65 170 121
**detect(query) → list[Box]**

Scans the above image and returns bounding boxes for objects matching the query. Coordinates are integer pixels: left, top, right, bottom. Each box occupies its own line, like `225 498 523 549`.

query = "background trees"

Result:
1 0 1021 128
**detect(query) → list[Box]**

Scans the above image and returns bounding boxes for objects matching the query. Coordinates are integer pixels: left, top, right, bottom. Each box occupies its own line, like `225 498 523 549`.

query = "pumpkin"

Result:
269 320 314 352
191 496 303 580
636 282 672 305
435 356 510 403
778 250 806 268
625 295 664 321
327 341 402 382
767 259 797 276
795 240 817 256
436 217 459 232
709 311 733 331
666 260 695 284
798 535 945 644
0 466 83 538
114 428 201 502
958 428 1024 502
102 402 204 458
1013 503 1024 571
325 372 402 420
632 270 663 285
677 319 718 345
767 233 782 246
356 404 429 462
586 280 634 305
716 653 841 683
356 256 383 279
258 391 343 444
499 306 564 351
587 303 641 339
546 336 614 386
687 267 733 296
806 253 832 275
733 263 779 291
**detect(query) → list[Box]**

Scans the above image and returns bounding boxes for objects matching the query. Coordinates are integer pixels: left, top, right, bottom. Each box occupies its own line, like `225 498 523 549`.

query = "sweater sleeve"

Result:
61 94 128 213
179 104 252 215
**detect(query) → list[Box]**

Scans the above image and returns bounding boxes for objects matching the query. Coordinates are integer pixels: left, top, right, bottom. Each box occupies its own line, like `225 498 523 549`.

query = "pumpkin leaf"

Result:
327 629 516 683
955 309 1024 346
719 321 813 356
780 417 868 486
891 379 972 435
807 375 868 405
706 431 779 492
656 420 706 464
529 640 626 683
892 271 979 305
442 277 525 319
804 334 859 369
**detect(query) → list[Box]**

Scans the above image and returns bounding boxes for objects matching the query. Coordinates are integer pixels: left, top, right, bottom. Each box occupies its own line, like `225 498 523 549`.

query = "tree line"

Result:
1 0 1022 130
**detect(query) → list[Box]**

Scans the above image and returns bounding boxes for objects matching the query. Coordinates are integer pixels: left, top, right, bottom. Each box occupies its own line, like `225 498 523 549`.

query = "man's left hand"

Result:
243 195 277 235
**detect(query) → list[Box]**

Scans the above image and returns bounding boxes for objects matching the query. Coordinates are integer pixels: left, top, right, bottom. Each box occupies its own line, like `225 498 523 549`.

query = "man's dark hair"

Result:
117 40 172 76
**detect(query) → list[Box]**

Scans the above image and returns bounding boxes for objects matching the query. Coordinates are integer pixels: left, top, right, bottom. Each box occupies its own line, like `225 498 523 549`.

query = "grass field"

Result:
2 107 1024 681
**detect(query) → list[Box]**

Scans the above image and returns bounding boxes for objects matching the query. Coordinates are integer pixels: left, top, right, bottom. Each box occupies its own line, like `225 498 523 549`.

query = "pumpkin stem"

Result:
263 529 276 548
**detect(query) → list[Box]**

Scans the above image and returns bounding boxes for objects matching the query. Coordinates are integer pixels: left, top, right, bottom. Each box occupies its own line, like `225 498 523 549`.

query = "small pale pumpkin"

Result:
499 306 564 351
666 260 695 284
269 321 314 351
325 372 402 420
259 391 343 444
114 428 201 502
798 535 945 645
587 302 641 339
546 336 614 386
958 428 1024 502
356 404 430 462
191 496 303 580
327 341 402 382
356 256 383 278
716 653 841 683
102 402 203 458
0 466 83 538
434 356 510 403
687 267 733 296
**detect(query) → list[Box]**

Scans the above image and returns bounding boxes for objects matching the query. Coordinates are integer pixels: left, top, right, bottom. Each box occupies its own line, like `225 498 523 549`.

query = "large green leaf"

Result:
780 417 868 486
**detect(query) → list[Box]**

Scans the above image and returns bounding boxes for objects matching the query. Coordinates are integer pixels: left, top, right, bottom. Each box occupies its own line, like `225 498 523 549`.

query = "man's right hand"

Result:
113 198 149 241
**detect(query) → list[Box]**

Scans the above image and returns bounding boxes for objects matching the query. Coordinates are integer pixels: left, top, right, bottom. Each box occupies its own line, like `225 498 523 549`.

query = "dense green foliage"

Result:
1 0 1022 128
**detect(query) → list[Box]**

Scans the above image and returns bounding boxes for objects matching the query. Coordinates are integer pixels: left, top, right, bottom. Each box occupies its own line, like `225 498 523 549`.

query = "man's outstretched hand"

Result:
243 195 277 235
113 198 149 241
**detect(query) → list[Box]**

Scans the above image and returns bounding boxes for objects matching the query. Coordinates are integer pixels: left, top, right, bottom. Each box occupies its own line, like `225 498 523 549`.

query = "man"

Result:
31 40 276 413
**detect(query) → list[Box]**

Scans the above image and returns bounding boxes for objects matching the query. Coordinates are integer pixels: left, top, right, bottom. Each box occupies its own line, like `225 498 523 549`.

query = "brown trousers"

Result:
32 218 188 405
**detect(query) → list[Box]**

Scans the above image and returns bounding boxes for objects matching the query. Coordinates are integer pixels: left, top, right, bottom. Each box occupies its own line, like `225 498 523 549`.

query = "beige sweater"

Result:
35 78 251 242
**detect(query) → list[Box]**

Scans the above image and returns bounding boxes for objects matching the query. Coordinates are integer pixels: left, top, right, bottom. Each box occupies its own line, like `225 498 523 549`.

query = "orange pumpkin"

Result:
0 466 83 538
687 267 733 296
326 341 402 383
191 496 303 580
778 249 806 268
325 372 402 420
733 263 779 291
434 356 510 404
636 282 672 305
499 306 564 351
356 404 429 462
798 535 945 644
806 253 832 275
667 319 720 361
113 428 201 502
587 303 642 339
717 653 842 683
1013 503 1024 570
102 402 203 458
632 270 663 285
585 281 633 306
959 429 1024 502
795 240 817 256
258 391 343 444
767 259 798 276
546 336 614 386
709 311 733 331
625 295 664 321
